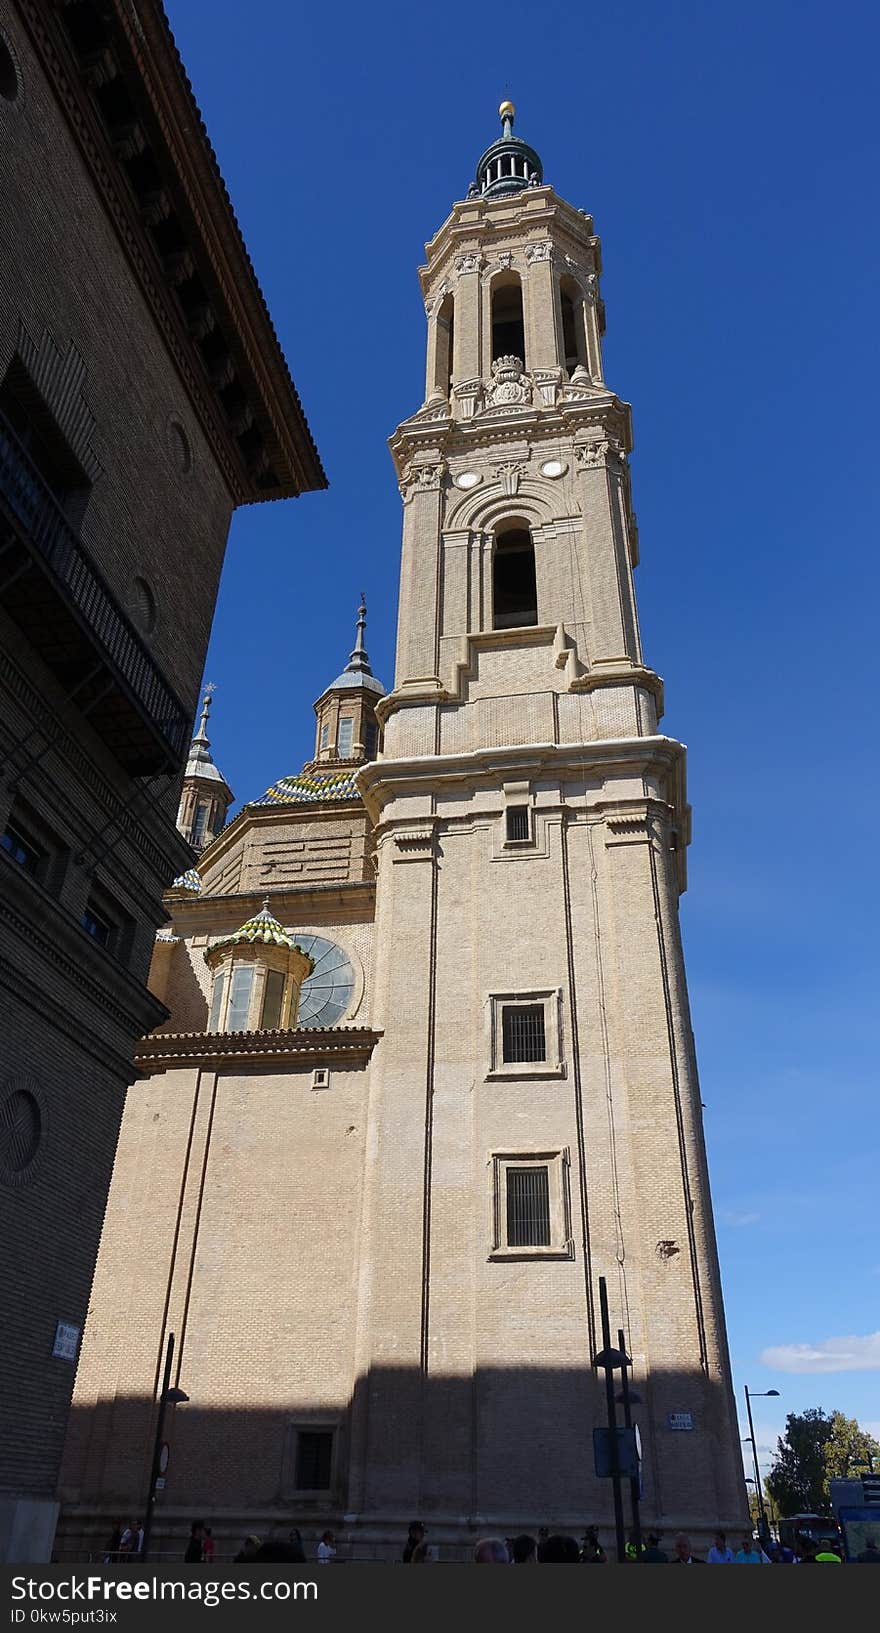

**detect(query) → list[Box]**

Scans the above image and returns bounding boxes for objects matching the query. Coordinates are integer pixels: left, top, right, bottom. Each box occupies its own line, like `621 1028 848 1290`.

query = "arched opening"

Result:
433 292 454 398
560 277 587 376
492 525 538 629
491 276 526 365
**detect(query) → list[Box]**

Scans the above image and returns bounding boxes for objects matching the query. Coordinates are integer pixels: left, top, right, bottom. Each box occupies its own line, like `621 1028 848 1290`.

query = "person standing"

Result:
639 1533 669 1563
202 1527 214 1565
316 1530 336 1564
735 1534 770 1563
402 1522 425 1563
184 1521 204 1563
670 1534 705 1564
856 1535 880 1563
707 1530 735 1563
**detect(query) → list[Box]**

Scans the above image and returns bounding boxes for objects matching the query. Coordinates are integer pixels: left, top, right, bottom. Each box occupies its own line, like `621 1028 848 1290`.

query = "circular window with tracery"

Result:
290 934 355 1027
0 1084 44 1184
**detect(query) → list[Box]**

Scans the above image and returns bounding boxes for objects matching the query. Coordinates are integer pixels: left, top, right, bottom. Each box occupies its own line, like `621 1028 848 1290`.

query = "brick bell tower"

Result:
352 103 745 1542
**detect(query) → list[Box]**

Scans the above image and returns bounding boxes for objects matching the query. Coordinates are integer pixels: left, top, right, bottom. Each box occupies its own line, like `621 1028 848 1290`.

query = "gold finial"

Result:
499 99 515 121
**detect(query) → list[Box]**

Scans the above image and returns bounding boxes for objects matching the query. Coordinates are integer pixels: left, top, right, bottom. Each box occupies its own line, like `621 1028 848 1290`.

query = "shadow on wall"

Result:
55 1362 747 1563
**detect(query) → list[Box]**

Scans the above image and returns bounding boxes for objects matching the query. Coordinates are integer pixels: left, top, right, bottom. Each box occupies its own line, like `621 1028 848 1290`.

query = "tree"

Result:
823 1412 880 1485
765 1409 880 1515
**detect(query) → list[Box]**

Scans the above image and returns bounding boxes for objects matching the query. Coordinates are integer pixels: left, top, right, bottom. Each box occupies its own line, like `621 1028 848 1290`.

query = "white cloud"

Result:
720 1209 761 1227
760 1332 880 1374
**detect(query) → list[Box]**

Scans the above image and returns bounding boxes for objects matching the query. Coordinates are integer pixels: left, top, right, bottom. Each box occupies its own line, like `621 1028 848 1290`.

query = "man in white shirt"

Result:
707 1530 735 1563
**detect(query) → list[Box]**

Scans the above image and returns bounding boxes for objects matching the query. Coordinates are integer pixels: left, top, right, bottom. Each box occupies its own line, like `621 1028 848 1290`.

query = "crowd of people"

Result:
100 1516 880 1565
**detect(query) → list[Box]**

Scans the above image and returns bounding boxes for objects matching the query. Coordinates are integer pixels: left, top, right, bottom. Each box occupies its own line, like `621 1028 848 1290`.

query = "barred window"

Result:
502 1003 546 1063
505 805 530 843
506 1166 551 1246
295 1430 333 1491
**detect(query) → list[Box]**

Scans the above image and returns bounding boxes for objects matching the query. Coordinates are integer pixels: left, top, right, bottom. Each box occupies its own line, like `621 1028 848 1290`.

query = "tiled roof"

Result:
252 768 361 806
204 903 314 964
171 867 202 893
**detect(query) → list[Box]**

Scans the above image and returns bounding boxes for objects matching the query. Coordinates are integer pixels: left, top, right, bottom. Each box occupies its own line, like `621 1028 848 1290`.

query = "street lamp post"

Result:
592 1277 630 1565
616 1326 642 1557
141 1332 189 1564
743 1386 779 1546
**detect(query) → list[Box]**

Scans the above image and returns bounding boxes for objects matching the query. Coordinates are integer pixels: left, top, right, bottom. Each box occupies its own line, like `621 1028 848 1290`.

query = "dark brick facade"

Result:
0 0 323 1561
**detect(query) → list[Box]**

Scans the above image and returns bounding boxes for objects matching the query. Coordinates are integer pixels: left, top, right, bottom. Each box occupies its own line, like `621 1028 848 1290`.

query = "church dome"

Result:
253 768 361 806
205 900 313 963
469 101 543 200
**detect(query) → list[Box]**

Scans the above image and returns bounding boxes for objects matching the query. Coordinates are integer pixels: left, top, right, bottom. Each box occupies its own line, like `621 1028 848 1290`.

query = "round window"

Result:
0 32 21 104
0 1086 43 1182
290 935 355 1027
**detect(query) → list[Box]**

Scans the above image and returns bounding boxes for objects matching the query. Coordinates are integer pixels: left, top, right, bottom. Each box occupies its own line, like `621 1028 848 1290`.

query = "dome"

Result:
469 101 543 201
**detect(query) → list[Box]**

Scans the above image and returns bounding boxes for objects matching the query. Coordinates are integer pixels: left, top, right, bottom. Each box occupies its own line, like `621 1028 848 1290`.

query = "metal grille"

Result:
295 1431 333 1491
506 1166 551 1247
506 806 529 842
502 1002 546 1062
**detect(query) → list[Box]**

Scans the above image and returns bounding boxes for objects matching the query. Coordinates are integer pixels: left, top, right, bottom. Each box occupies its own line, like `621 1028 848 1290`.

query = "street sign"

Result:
51 1321 80 1361
668 1411 694 1431
159 1442 170 1474
593 1426 640 1478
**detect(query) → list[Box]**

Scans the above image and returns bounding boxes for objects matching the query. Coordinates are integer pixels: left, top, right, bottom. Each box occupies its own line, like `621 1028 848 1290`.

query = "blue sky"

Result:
167 0 880 1467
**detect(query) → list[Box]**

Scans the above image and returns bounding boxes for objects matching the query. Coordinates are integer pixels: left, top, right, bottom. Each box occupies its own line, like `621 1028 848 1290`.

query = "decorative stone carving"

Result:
453 378 484 420
455 251 483 276
540 459 568 479
494 461 527 496
524 240 552 265
533 367 562 407
583 272 600 305
574 438 626 472
497 251 514 271
486 355 532 407
401 459 448 499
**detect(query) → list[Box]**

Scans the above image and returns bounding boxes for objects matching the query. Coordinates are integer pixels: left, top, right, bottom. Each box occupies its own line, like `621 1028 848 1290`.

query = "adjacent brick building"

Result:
0 0 324 1562
58 104 746 1562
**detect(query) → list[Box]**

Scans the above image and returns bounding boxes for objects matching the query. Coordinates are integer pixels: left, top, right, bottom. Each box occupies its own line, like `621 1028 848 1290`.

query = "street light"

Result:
592 1279 631 1564
141 1332 189 1563
616 1326 642 1560
743 1386 780 1545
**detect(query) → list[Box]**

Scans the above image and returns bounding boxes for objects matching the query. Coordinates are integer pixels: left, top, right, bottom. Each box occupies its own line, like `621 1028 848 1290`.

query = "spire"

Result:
468 99 543 201
189 682 215 765
344 595 372 678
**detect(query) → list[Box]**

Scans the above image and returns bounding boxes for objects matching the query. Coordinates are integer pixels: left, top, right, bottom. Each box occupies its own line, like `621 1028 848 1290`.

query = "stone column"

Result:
574 440 640 667
393 461 447 688
451 252 483 419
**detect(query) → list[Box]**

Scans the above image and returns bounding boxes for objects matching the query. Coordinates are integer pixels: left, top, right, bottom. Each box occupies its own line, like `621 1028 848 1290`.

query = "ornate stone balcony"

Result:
0 408 189 775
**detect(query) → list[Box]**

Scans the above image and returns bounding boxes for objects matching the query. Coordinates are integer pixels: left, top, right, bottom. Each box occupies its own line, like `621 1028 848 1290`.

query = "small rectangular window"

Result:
81 902 114 948
208 973 225 1031
1 822 43 875
336 717 354 758
295 1430 333 1491
363 721 379 761
505 806 530 843
502 1003 546 1063
226 965 254 1032
506 1166 551 1247
320 723 330 750
261 968 285 1030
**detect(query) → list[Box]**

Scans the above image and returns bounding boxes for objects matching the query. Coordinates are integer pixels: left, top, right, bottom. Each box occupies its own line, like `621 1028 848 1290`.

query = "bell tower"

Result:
352 106 744 1544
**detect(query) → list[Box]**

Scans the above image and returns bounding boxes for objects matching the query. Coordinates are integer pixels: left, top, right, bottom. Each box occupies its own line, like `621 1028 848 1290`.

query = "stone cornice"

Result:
191 799 371 881
166 879 376 929
358 735 689 831
389 391 633 481
17 0 325 501
420 187 601 290
135 1025 382 1072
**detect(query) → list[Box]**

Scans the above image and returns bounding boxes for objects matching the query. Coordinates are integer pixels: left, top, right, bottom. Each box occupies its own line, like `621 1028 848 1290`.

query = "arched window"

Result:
491 276 526 365
560 277 587 376
493 525 538 629
432 292 454 398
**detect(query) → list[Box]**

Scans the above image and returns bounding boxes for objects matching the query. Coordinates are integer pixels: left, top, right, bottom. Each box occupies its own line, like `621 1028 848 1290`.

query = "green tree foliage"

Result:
765 1408 880 1514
